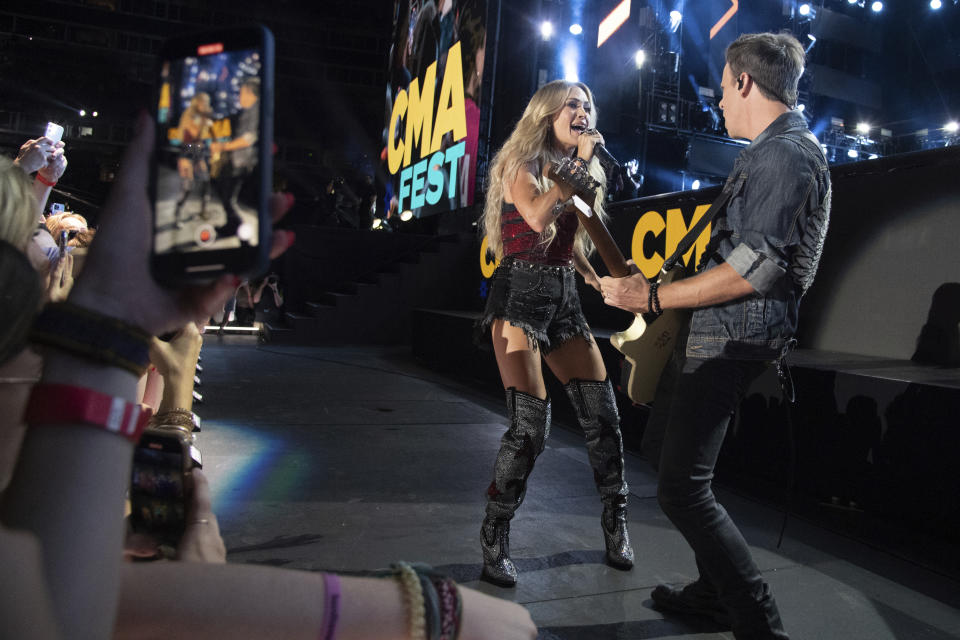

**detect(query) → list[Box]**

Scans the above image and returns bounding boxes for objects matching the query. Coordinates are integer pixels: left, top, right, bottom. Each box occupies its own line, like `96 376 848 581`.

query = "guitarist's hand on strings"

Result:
599 260 649 313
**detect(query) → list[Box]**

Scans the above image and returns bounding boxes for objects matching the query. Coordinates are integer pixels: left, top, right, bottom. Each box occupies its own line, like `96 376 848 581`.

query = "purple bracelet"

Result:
319 573 342 640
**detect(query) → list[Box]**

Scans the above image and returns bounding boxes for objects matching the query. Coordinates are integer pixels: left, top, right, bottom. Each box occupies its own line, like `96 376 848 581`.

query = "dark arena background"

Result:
2 1 959 638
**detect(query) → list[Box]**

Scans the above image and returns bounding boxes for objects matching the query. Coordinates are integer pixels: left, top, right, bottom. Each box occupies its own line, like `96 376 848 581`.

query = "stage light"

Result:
371 217 382 230
540 21 554 40
691 179 701 190
569 23 583 35
797 104 806 112
400 209 413 222
598 0 630 48
847 0 857 3
669 10 682 33
562 43 579 82
856 122 871 134
945 121 959 133
805 34 817 53
930 0 942 8
847 148 859 158
868 153 879 159
92 111 99 117
634 49 647 69
79 109 86 116
799 3 812 16
871 1 883 12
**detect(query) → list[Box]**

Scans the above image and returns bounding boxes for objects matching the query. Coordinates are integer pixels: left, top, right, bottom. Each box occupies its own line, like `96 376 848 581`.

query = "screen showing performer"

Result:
383 0 487 220
155 49 262 252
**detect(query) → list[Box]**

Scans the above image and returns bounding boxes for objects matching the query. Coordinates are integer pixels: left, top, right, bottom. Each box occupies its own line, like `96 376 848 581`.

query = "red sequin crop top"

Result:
500 202 577 265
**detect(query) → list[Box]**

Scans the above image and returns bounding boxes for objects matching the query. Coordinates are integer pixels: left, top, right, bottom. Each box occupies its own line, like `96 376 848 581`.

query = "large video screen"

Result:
383 0 488 220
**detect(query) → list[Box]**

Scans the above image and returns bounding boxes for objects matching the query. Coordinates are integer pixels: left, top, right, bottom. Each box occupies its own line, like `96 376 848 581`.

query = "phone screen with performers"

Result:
150 26 274 286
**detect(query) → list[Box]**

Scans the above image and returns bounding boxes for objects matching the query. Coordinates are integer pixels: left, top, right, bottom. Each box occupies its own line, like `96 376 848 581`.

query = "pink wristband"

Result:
319 573 341 640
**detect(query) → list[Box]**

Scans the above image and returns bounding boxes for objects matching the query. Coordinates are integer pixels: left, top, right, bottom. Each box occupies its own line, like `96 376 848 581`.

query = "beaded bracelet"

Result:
648 280 663 318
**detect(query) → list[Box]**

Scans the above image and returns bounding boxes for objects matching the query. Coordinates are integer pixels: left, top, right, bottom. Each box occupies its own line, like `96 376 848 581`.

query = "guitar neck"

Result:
574 204 631 278
551 173 631 279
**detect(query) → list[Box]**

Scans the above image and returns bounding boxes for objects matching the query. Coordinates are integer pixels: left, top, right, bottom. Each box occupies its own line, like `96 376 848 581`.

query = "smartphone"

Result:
129 429 202 547
44 122 64 145
150 25 274 286
57 230 69 261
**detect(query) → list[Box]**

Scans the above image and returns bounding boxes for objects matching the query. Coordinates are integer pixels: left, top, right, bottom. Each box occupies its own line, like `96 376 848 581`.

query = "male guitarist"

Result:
599 33 831 639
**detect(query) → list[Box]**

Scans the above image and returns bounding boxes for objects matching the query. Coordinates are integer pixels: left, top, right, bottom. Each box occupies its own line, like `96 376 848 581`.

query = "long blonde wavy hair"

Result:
481 79 608 259
0 156 39 250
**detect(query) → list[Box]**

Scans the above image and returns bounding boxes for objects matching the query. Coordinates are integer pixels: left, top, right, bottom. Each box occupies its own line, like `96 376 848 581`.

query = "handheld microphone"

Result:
592 143 620 171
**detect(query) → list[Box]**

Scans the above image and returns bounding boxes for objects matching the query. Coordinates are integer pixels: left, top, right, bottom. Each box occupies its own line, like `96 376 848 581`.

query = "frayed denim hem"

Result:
474 312 594 354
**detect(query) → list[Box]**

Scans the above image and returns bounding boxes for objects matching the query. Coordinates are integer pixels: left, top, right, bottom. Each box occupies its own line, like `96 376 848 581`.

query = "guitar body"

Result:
610 264 691 405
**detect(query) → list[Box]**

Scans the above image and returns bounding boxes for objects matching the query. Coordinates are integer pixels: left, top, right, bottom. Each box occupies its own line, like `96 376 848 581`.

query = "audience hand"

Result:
38 145 68 183
14 138 56 174
149 323 203 384
176 469 226 563
45 252 74 302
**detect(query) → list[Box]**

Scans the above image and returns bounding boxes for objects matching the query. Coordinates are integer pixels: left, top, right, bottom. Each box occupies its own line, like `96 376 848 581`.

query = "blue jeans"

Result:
643 352 789 639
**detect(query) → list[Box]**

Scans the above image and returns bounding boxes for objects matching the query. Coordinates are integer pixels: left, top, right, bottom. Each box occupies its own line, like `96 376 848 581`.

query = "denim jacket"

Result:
686 111 831 361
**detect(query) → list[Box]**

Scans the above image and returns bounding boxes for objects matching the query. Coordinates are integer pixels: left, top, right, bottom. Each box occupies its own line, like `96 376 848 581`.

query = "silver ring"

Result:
189 518 210 525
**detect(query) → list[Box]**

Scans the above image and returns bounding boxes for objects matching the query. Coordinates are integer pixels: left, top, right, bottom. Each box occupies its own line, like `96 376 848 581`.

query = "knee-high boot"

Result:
481 387 551 586
564 378 634 569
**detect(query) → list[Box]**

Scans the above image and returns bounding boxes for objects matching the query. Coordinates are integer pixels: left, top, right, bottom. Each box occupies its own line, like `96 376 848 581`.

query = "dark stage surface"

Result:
196 337 960 640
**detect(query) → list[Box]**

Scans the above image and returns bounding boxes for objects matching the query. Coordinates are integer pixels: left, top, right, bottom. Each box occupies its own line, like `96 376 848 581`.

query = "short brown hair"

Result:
726 32 805 107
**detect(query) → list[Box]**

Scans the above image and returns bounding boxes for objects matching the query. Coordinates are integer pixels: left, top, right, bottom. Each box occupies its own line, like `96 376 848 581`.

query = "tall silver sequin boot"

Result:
564 378 634 570
481 388 551 586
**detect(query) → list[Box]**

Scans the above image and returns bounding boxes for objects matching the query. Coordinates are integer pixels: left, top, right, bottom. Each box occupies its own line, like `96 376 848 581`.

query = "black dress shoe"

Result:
651 580 731 626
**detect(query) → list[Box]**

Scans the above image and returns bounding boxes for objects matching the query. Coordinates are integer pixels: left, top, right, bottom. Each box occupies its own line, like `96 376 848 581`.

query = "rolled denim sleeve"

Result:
723 138 818 295
726 242 785 293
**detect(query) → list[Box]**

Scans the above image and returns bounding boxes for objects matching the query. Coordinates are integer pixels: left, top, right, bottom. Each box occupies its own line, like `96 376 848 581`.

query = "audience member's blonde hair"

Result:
0 156 39 250
45 212 94 247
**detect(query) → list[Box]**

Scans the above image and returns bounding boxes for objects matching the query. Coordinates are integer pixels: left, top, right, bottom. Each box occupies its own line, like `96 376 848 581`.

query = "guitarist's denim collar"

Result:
687 110 831 361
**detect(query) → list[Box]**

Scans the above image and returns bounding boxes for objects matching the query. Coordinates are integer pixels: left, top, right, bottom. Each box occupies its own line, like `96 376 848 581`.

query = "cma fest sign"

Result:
480 202 714 280
387 42 468 216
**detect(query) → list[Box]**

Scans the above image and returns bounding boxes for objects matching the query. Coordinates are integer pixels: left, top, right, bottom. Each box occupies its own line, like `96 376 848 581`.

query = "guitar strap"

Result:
660 171 741 274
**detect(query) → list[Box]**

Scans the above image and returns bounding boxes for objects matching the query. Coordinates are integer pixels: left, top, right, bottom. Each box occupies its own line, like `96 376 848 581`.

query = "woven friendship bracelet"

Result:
430 576 462 640
393 562 427 640
31 302 152 376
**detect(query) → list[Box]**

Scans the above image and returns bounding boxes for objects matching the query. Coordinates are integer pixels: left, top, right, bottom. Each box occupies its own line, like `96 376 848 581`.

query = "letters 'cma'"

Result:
387 41 468 175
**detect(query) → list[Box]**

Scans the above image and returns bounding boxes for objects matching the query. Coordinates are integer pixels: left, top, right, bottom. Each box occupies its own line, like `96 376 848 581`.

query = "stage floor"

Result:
196 337 960 639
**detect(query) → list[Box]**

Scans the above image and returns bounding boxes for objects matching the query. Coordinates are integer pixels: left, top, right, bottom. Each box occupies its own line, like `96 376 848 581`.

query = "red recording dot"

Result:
199 229 211 242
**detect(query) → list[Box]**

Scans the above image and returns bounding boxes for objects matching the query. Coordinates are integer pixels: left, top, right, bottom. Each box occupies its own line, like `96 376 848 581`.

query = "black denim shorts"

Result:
475 257 593 353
